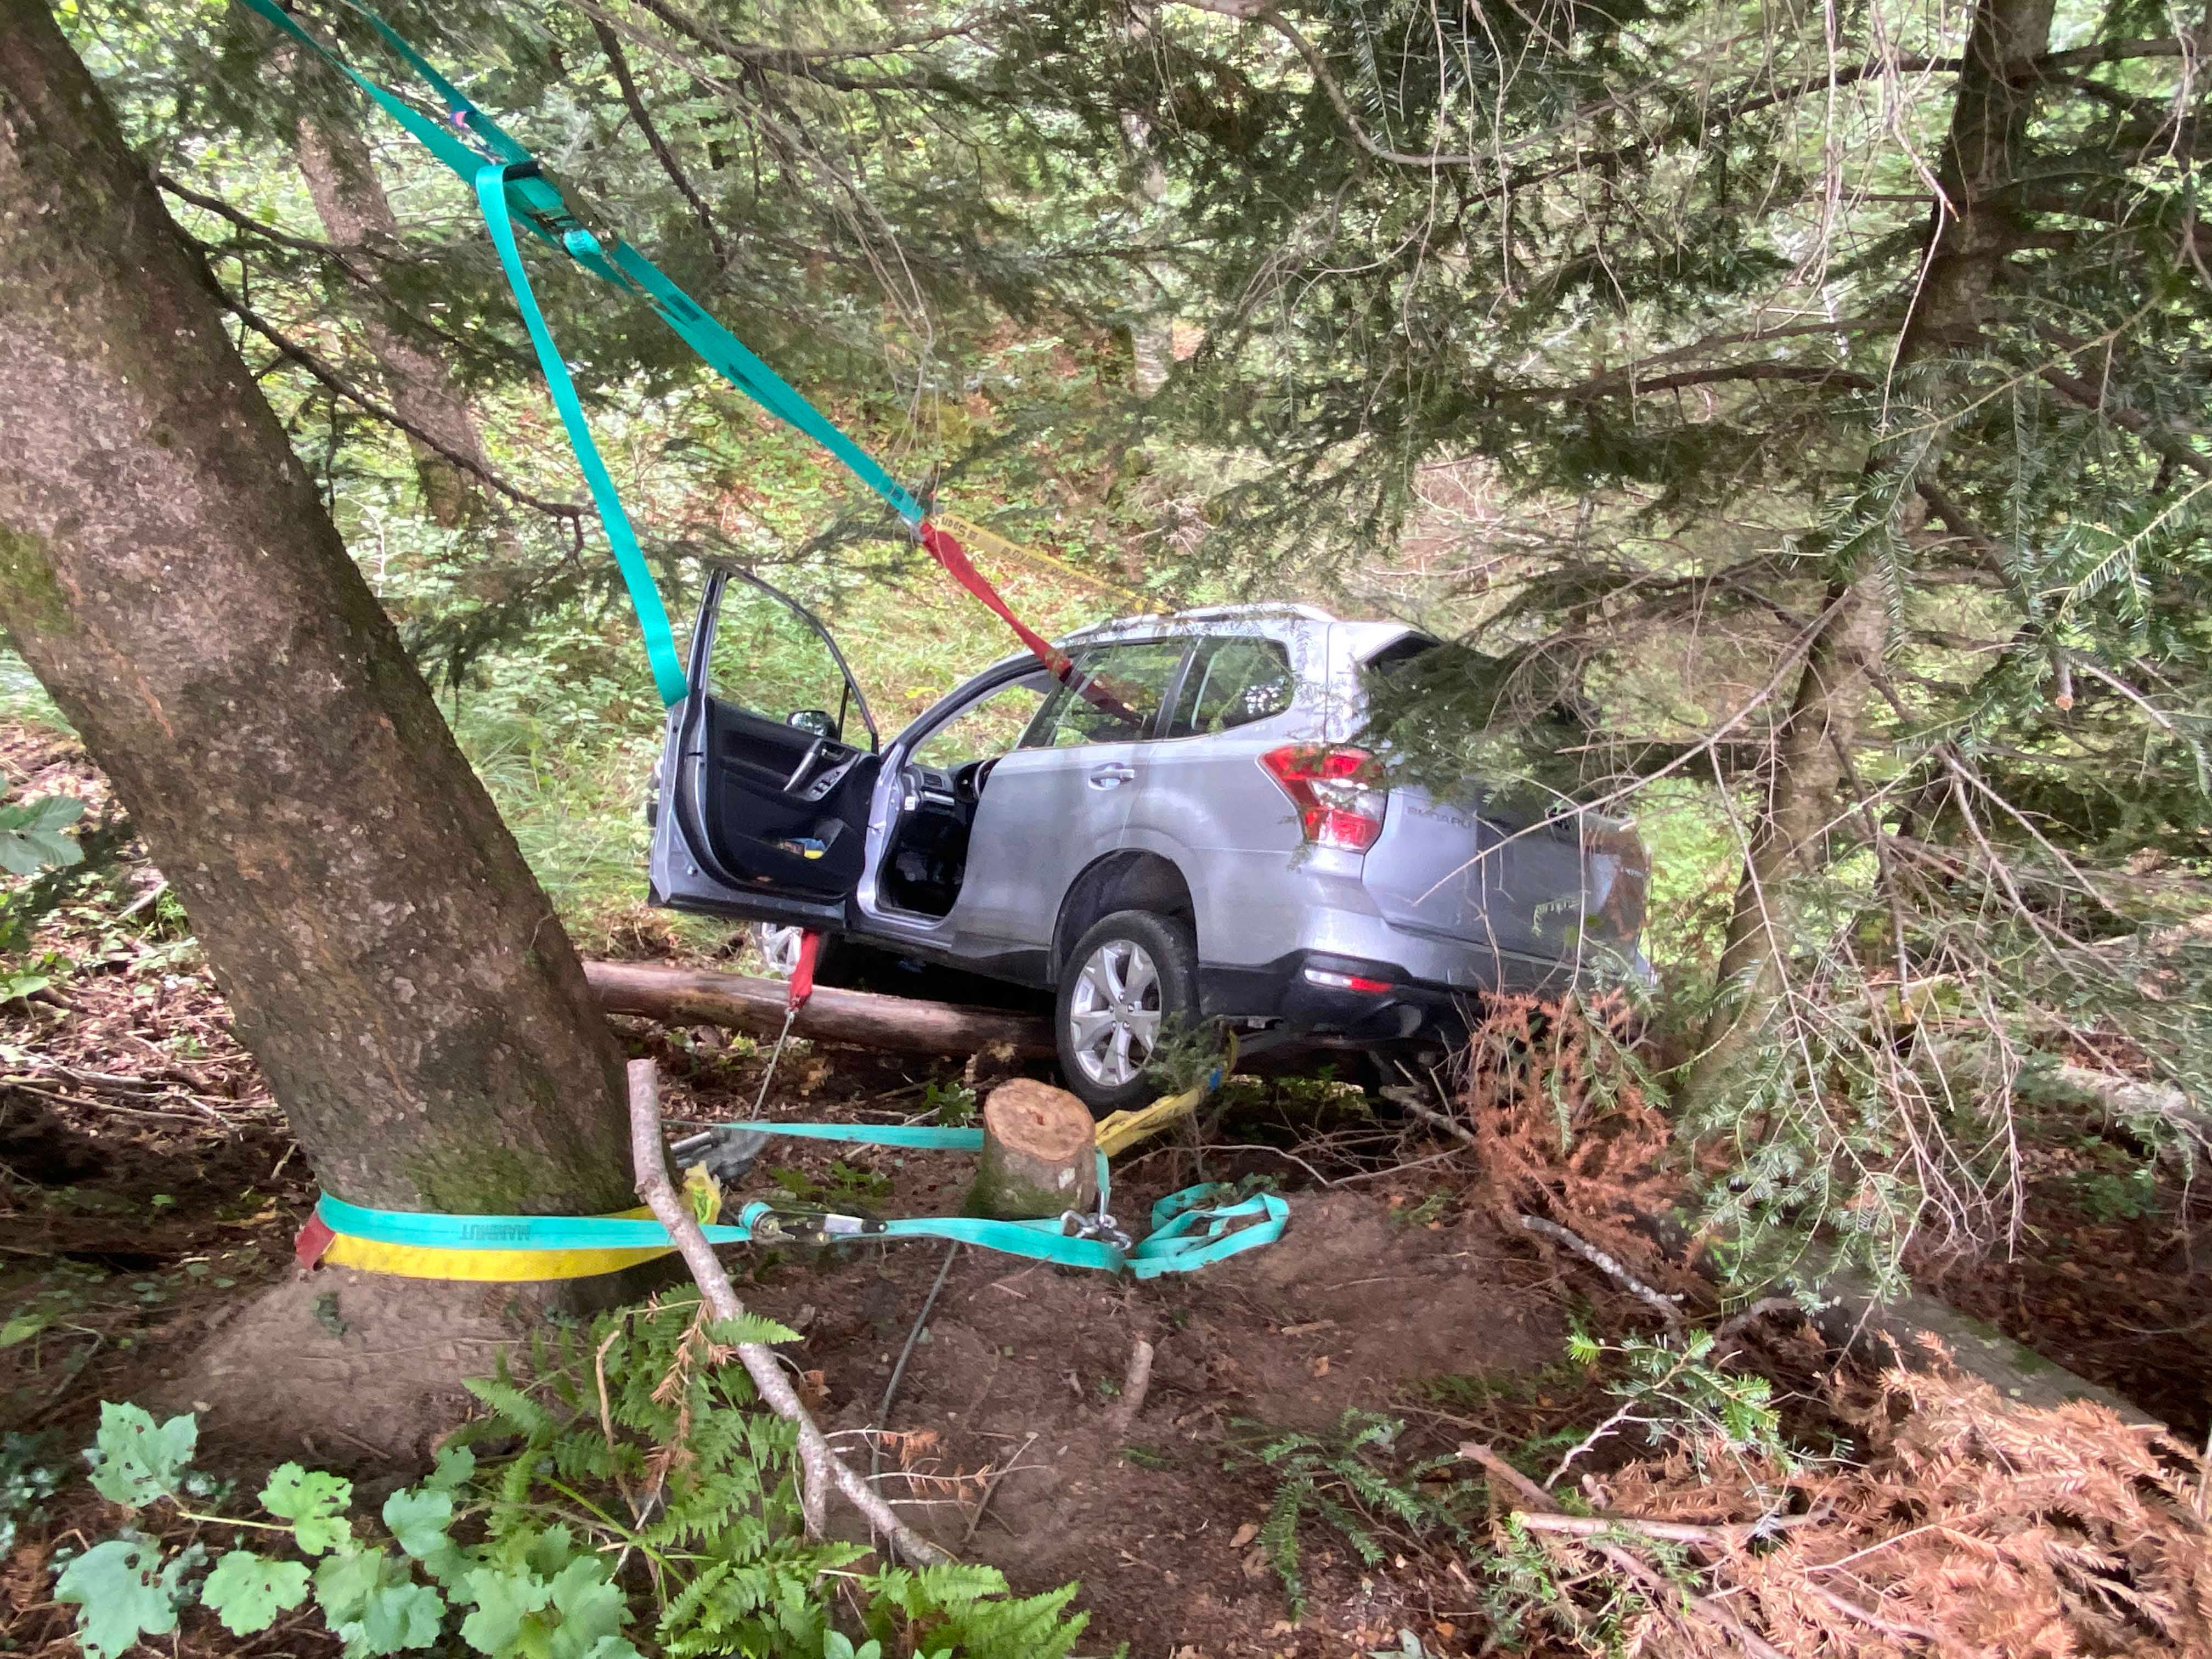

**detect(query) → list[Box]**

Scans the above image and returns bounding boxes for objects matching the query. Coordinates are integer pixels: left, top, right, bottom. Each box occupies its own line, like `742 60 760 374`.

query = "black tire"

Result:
1054 909 1200 1116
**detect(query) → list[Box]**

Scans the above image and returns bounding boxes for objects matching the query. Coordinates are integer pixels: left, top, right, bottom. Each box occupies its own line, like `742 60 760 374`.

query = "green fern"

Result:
1226 1410 1472 1621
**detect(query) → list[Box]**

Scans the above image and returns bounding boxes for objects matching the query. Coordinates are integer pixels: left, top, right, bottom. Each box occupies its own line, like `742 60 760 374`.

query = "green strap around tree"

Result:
240 0 933 706
316 1120 1288 1280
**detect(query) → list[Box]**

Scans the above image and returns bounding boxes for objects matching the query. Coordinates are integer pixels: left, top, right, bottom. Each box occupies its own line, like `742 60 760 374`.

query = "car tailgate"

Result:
1362 786 1647 969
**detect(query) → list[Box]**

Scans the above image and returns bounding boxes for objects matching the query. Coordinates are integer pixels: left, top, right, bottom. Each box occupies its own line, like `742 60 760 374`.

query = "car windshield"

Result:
910 672 1054 770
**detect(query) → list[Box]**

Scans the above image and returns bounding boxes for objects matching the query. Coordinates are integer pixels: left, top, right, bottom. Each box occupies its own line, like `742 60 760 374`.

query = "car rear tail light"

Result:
1260 745 1387 853
1303 967 1393 993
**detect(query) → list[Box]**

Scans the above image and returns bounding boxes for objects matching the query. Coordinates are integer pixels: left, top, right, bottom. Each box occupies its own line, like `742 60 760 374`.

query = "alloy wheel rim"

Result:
754 923 805 979
1067 938 1163 1088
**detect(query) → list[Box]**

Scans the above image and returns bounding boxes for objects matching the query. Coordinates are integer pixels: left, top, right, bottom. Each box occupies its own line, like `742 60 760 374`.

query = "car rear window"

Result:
1164 637 1294 738
1363 632 1443 676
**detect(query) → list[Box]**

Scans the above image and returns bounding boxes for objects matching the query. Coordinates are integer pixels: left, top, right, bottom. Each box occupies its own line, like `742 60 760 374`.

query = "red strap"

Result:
919 522 1074 678
294 1212 336 1271
917 520 1142 726
788 928 822 1008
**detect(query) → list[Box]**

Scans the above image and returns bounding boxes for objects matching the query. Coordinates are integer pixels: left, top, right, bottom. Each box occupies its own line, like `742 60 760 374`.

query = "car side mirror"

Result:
787 708 839 740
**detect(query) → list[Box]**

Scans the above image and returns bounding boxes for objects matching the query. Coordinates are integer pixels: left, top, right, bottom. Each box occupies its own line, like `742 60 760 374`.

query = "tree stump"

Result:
964 1079 1098 1220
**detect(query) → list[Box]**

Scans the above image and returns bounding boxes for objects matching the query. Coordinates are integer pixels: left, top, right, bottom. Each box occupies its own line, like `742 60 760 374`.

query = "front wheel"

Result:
1055 909 1200 1116
751 922 809 980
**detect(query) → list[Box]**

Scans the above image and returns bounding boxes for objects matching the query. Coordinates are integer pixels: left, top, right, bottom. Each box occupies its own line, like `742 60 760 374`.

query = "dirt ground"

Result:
737 1185 1568 1656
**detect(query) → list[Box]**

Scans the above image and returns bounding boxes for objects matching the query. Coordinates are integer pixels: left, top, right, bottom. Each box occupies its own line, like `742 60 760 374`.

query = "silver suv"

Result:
649 572 1650 1111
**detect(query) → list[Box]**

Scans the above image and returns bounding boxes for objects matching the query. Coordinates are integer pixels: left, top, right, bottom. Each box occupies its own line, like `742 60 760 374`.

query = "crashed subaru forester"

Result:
649 572 1651 1112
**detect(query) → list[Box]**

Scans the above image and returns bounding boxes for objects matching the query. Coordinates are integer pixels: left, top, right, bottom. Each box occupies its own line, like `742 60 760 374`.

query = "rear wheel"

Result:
1056 909 1199 1115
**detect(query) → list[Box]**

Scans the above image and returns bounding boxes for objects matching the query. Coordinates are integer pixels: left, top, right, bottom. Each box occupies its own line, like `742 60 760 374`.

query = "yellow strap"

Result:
321 1168 722 1282
1094 1033 1239 1157
933 512 1169 616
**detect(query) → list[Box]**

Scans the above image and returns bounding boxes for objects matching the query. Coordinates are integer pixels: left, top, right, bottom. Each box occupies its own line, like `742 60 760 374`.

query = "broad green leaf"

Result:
10 795 82 833
577 1640 645 1659
86 1401 197 1506
421 1444 475 1492
545 1556 629 1659
349 1577 446 1655
54 1537 185 1658
707 1314 802 1346
0 798 84 875
1 1310 51 1346
315 1543 390 1627
263 1461 352 1554
202 1549 312 1634
460 1565 552 1655
526 1523 580 1579
381 1487 453 1560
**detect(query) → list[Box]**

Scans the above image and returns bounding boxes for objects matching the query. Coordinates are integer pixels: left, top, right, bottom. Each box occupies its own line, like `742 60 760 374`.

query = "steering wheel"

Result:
955 757 997 804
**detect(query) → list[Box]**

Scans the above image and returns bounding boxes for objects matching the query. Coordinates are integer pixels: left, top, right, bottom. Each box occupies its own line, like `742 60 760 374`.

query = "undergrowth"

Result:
42 1295 1094 1659
1222 1410 1471 1621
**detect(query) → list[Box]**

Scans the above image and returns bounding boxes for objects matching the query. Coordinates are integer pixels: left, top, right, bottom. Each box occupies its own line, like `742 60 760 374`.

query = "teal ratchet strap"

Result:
313 1120 1287 1281
473 165 686 705
240 0 935 706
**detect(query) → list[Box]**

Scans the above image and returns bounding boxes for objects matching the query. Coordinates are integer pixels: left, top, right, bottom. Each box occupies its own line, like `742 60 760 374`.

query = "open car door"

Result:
648 567 882 928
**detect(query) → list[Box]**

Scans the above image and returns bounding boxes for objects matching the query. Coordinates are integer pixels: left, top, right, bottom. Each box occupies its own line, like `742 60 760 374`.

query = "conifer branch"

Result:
589 18 729 269
219 292 591 525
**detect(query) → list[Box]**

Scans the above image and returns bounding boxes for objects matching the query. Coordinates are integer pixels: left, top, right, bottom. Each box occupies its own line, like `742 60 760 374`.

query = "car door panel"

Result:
946 744 1139 951
945 637 1192 962
648 568 881 924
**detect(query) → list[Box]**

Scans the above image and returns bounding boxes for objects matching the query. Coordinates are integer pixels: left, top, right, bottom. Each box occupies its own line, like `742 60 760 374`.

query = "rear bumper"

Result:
1199 950 1474 1044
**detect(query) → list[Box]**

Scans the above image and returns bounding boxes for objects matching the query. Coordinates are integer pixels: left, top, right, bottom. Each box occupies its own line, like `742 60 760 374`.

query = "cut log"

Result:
966 1079 1097 1220
584 960 1053 1059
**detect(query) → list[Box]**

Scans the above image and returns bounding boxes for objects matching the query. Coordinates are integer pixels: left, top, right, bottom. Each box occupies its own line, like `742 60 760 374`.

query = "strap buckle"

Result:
751 1206 888 1249
1059 1207 1132 1252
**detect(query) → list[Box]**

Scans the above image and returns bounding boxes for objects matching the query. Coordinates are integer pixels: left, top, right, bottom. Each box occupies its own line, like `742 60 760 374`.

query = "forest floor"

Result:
5 718 2211 1656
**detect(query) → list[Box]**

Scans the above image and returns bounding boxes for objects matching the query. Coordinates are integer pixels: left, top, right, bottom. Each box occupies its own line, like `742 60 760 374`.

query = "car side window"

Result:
1165 637 1294 738
910 672 1054 771
1020 640 1190 749
704 579 858 736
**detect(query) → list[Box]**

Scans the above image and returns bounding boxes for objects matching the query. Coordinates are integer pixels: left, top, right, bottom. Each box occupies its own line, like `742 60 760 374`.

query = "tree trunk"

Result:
1119 3 1173 396
965 1079 1097 1220
0 3 633 1220
1692 0 2057 1091
292 95 488 528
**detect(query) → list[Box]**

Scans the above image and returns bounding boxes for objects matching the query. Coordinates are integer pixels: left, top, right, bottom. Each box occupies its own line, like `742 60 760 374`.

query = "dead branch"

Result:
589 19 727 269
1459 1443 1790 1659
1519 1214 1685 1328
1102 1335 1154 1439
625 1057 949 1563
219 294 588 524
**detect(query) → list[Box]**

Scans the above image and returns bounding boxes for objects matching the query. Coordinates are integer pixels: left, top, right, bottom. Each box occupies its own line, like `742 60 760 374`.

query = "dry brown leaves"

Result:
1534 1350 2211 1656
1454 991 1695 1298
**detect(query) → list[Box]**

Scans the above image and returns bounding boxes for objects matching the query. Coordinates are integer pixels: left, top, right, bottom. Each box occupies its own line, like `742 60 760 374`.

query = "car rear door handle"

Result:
1087 761 1135 789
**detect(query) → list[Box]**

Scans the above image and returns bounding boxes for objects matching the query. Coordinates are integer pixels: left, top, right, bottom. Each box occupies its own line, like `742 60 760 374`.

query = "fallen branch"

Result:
1102 1335 1154 1440
1459 1443 1790 1659
625 1057 949 1564
588 958 1053 1058
1510 1510 1735 1545
1380 1083 1481 1150
1519 1214 1685 1328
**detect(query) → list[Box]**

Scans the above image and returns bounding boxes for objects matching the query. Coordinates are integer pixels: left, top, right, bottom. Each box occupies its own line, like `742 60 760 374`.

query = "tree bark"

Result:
964 1078 1097 1220
1692 0 2057 1092
583 958 1054 1058
0 3 633 1218
292 94 489 528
